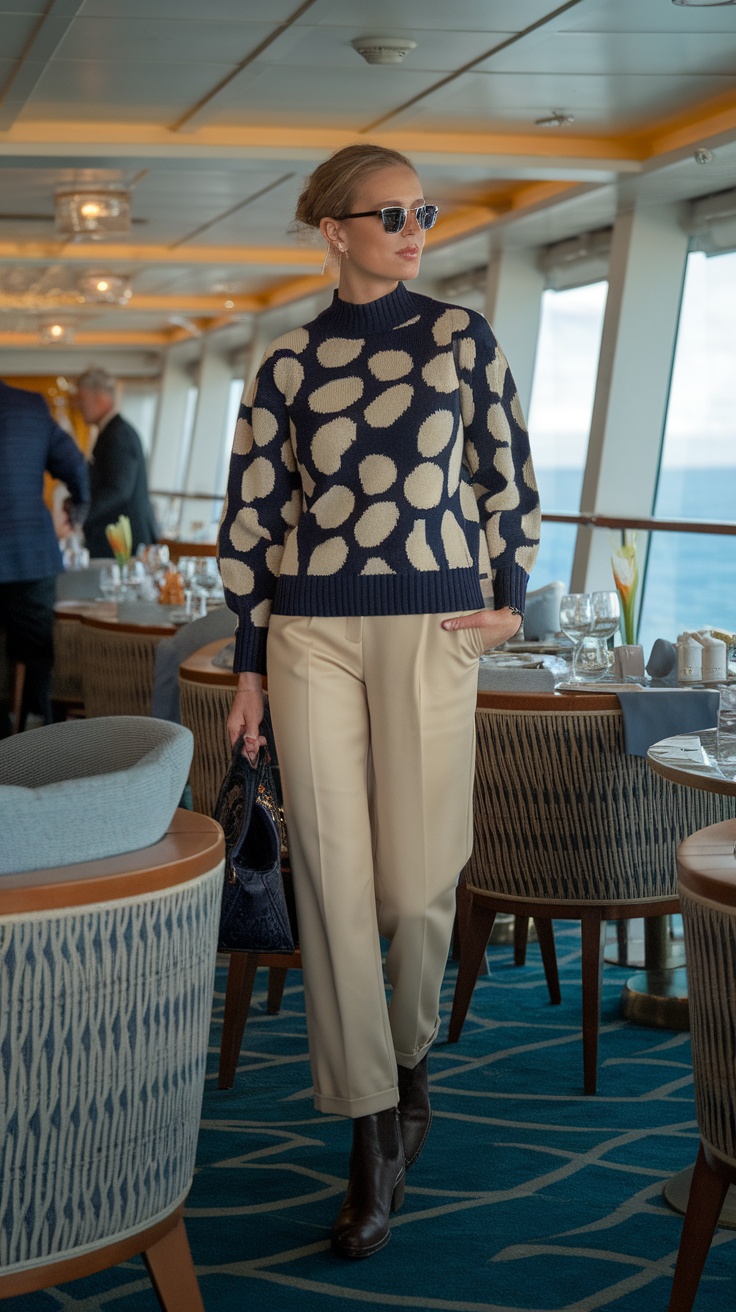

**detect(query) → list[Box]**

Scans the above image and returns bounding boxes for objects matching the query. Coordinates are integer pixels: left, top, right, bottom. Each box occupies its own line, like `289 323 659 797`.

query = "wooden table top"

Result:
677 818 736 906
648 729 736 799
0 810 224 914
179 637 238 687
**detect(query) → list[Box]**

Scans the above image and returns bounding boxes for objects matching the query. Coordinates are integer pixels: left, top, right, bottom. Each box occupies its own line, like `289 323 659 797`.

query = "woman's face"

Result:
324 164 428 285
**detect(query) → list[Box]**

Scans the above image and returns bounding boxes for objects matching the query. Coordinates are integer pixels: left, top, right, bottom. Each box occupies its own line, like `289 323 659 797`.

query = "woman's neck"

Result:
336 268 399 305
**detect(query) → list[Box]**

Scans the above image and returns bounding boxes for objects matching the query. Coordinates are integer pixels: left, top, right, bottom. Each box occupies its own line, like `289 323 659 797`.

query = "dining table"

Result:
647 726 736 1229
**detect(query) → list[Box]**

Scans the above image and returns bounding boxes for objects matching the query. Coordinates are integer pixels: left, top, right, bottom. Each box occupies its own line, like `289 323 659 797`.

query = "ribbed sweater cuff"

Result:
233 618 269 675
492 566 529 615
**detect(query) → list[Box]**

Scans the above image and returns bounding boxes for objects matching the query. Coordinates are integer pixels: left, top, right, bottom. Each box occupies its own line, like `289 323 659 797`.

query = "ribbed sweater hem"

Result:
273 568 485 618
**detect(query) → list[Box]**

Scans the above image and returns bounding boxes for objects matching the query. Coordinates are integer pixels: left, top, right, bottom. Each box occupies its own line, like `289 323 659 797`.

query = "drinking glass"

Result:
580 590 622 679
559 593 594 681
99 562 120 600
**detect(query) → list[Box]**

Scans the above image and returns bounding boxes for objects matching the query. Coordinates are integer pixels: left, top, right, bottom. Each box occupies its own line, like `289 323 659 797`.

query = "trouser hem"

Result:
395 1015 441 1070
314 1086 399 1118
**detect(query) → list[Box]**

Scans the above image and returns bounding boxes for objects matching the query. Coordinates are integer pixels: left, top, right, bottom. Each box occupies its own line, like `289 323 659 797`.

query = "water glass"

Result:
99 562 121 599
559 593 594 681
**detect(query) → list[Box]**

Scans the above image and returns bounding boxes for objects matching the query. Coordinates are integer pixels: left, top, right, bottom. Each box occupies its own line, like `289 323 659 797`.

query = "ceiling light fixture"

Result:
55 188 132 239
535 109 576 128
77 272 133 303
351 37 417 65
40 321 75 345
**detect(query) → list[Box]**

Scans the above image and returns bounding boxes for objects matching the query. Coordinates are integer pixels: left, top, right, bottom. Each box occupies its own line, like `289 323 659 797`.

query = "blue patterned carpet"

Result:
13 925 736 1311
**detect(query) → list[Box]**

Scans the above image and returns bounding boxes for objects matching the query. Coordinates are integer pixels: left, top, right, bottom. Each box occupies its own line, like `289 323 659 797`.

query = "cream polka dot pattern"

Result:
364 383 413 428
486 352 509 398
311 485 355 529
487 512 507 558
422 353 457 394
523 455 537 489
297 459 316 497
458 337 476 371
394 315 420 329
265 544 284 576
354 501 400 548
459 380 475 426
219 557 254 596
232 416 253 456
311 417 356 474
441 510 473 568
280 533 299 575
368 349 412 381
459 478 480 521
281 438 297 472
309 376 363 414
317 337 364 368
404 462 444 510
262 326 310 362
515 543 537 572
464 440 480 476
432 307 469 346
242 457 275 501
359 454 397 495
361 557 396 575
230 506 271 552
417 409 454 457
252 407 279 447
273 357 304 406
250 599 271 627
488 401 512 446
281 490 301 526
405 519 439 571
522 508 541 540
308 537 349 575
511 390 526 427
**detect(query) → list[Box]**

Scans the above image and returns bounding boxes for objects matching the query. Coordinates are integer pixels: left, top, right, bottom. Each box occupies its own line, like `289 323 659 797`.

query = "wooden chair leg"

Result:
534 917 561 1005
143 1215 204 1312
580 909 606 1095
513 916 529 965
448 898 498 1043
218 952 259 1090
668 1144 731 1312
267 966 288 1014
454 876 488 973
11 661 26 734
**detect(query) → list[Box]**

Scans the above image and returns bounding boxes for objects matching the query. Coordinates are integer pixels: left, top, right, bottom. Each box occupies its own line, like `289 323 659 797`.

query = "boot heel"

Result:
391 1169 405 1213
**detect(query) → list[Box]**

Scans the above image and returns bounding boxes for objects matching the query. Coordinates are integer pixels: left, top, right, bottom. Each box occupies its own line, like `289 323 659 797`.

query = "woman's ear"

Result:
319 216 343 248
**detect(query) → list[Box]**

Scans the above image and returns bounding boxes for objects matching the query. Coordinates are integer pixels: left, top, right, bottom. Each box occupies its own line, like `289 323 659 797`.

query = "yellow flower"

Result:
105 514 132 567
611 532 638 645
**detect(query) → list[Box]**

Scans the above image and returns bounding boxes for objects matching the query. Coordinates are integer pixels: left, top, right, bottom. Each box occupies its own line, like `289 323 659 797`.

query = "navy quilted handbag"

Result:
214 702 298 954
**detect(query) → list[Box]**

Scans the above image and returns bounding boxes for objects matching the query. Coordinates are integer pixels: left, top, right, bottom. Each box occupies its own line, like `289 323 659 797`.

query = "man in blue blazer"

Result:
76 367 158 558
0 379 89 735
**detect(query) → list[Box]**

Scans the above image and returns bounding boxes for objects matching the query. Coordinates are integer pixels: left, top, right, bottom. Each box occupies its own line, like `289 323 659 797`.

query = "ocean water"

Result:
533 465 736 650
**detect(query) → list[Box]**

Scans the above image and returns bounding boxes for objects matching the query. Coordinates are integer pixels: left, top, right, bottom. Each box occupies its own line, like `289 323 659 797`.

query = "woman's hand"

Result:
441 606 522 651
227 672 267 763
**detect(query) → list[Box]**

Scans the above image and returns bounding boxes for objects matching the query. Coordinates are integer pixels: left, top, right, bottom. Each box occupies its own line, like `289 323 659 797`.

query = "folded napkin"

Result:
616 688 719 756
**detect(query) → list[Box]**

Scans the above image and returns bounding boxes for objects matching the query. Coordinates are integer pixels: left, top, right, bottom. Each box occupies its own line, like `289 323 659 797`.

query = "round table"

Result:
648 728 736 1228
178 638 239 817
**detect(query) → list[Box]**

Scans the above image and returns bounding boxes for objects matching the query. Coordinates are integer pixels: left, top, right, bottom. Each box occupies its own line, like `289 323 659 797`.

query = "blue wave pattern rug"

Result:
12 924 736 1311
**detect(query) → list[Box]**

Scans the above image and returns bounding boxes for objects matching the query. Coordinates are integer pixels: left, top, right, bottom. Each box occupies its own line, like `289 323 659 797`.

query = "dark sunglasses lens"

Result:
418 205 438 230
381 208 406 233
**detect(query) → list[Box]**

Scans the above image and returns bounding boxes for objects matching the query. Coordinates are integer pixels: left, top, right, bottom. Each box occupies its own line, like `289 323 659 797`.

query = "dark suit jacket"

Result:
0 380 89 584
84 413 158 558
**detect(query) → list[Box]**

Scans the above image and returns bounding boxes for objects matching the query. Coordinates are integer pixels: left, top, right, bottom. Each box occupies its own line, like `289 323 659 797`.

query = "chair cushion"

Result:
0 717 193 874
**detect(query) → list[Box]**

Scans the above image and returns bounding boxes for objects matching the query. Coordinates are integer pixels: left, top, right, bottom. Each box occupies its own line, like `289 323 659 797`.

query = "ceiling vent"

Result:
55 189 132 240
351 37 416 65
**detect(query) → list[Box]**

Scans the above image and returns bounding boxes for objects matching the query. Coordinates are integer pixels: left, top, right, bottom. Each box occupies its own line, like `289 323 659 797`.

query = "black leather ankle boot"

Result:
397 1054 432 1168
331 1107 405 1259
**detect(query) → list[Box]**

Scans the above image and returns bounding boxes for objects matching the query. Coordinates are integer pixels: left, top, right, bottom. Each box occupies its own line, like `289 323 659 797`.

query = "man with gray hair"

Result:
76 367 158 557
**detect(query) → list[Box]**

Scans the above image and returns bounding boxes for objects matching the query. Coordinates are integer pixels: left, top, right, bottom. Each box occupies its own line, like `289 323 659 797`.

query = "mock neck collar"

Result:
318 282 418 335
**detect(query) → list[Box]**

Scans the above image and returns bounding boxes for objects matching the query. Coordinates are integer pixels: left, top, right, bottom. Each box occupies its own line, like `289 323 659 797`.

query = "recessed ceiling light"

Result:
535 109 576 128
55 189 132 239
40 321 75 345
78 272 133 303
352 37 417 65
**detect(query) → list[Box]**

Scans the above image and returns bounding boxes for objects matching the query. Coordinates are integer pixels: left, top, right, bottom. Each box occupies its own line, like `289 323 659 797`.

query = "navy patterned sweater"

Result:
218 282 540 674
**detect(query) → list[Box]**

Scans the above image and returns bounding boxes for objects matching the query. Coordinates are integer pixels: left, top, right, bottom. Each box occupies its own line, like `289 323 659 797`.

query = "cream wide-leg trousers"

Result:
267 611 484 1118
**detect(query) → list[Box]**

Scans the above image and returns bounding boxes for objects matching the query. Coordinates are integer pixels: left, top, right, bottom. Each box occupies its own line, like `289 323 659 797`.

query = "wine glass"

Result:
587 591 621 677
99 562 120 600
559 593 594 681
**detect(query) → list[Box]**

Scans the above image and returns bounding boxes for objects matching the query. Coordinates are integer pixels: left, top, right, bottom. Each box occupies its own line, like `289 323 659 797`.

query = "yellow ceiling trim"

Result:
636 89 736 160
0 241 323 268
505 180 582 212
0 119 643 168
0 330 172 347
0 293 261 313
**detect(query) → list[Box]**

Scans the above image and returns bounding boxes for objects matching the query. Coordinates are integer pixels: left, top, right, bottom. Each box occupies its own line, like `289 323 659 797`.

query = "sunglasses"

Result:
337 204 439 234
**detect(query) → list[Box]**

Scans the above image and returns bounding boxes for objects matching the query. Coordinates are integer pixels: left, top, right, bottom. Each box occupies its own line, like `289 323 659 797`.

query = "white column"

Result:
149 344 194 492
571 202 690 595
484 245 545 421
181 344 235 539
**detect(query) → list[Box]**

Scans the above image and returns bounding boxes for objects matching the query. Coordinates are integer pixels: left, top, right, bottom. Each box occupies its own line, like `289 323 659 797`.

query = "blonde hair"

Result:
295 143 417 229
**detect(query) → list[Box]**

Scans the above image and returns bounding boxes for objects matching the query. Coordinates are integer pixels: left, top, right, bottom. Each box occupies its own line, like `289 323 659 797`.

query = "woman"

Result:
218 143 540 1260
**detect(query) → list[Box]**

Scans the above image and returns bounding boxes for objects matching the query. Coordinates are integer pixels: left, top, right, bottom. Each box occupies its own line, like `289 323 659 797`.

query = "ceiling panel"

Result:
0 13 44 64
256 23 506 74
81 0 298 20
52 16 279 65
562 0 736 34
311 0 565 33
477 31 736 78
17 59 235 123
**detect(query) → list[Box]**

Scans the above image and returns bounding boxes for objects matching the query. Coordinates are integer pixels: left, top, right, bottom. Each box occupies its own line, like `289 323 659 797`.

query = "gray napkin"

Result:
616 688 719 756
151 606 235 723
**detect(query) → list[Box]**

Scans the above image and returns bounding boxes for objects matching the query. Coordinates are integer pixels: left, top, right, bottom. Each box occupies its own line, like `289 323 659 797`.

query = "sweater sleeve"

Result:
217 353 302 674
456 314 540 614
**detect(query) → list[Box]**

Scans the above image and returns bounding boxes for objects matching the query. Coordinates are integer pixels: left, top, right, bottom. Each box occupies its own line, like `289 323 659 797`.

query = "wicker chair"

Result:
668 817 736 1312
0 718 222 1309
450 692 736 1095
179 643 301 1090
81 614 174 717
